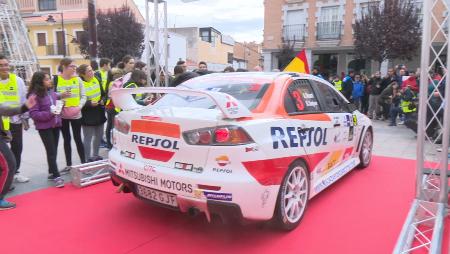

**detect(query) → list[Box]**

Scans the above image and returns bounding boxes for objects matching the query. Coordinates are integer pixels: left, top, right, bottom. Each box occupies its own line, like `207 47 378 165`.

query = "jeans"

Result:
368 95 380 118
0 138 16 199
83 124 104 159
105 109 117 148
390 105 402 125
61 118 85 166
9 123 22 173
38 128 60 177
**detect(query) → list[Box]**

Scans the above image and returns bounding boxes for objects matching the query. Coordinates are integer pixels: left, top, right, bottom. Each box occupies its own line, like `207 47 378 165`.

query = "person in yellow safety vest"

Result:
0 92 36 210
331 75 343 92
0 55 31 184
121 69 153 106
77 64 107 162
54 58 87 174
401 85 417 122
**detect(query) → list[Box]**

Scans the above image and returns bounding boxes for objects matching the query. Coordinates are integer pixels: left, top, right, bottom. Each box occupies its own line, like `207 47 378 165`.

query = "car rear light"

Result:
114 116 130 134
183 126 253 146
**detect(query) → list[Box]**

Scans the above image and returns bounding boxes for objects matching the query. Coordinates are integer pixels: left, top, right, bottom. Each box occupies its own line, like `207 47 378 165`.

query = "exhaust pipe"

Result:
188 207 200 217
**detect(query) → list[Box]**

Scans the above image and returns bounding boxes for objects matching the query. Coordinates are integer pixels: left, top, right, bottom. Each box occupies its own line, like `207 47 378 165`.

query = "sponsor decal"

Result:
333 132 343 143
120 150 136 159
344 115 352 127
213 168 232 174
174 162 203 173
314 160 356 193
143 164 156 173
122 168 193 193
215 155 230 167
131 134 180 150
225 95 239 115
271 126 328 149
349 126 354 141
319 150 344 175
193 189 203 198
261 189 270 208
352 115 358 126
245 146 259 152
117 163 125 175
203 191 232 201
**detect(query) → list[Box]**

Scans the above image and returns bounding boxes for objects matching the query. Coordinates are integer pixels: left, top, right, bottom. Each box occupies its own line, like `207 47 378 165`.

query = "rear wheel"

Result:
273 160 310 231
357 130 373 169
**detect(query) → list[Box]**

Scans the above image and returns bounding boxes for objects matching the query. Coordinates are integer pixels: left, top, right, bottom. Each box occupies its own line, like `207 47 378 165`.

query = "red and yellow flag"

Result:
283 49 310 74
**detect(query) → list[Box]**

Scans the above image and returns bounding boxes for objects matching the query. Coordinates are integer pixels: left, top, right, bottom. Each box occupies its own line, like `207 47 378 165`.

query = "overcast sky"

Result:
135 0 264 43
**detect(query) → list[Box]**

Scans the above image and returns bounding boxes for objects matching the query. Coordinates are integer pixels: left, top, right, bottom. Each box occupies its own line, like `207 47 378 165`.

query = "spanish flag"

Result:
283 49 310 74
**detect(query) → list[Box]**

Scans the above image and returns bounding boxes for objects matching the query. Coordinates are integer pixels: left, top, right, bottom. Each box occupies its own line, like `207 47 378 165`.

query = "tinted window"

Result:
284 80 320 113
314 81 348 112
153 82 269 110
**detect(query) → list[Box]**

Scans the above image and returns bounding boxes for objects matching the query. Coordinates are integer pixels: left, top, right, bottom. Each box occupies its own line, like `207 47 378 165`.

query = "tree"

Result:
277 40 296 70
79 5 144 63
354 0 422 68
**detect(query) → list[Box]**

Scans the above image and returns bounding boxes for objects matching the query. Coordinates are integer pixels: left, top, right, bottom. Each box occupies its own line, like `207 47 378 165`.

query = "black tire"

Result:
273 160 310 231
357 129 373 169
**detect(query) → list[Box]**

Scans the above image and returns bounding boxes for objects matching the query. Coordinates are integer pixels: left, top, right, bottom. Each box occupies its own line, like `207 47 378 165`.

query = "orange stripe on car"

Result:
131 120 180 138
290 114 331 121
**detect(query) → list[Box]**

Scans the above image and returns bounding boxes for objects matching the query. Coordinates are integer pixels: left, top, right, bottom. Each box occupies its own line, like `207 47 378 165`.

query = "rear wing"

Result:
110 87 253 119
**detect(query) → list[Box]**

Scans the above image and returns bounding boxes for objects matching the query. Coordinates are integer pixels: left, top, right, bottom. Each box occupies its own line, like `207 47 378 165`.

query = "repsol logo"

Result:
131 134 180 150
271 126 328 149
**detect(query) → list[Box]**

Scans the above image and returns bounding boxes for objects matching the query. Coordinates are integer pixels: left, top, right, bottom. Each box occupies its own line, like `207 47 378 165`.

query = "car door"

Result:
311 79 358 163
283 79 335 178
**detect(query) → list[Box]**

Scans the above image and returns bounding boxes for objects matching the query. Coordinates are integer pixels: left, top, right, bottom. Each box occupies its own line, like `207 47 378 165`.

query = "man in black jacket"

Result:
367 71 383 119
342 70 355 101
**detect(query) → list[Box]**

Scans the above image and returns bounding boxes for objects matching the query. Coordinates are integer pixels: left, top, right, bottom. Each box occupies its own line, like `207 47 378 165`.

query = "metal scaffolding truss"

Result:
0 0 38 80
143 0 169 87
394 0 450 253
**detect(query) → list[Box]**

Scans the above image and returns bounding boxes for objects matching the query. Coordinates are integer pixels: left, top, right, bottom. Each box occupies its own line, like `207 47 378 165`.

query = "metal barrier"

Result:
70 160 111 188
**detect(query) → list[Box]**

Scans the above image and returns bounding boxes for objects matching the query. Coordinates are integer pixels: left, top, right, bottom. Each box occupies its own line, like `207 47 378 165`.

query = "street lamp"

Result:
46 13 66 57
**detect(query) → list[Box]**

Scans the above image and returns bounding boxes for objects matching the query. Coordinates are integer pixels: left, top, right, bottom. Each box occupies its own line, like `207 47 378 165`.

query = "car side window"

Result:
284 80 321 114
313 81 348 112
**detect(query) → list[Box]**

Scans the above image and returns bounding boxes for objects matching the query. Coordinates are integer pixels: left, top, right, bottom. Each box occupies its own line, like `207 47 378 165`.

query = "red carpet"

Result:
1 156 448 254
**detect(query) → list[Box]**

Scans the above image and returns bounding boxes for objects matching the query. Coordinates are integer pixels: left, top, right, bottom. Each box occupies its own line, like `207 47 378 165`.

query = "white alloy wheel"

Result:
273 160 309 230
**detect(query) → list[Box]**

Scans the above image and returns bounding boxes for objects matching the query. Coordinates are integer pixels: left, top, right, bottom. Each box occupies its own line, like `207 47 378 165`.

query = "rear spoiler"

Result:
110 87 253 119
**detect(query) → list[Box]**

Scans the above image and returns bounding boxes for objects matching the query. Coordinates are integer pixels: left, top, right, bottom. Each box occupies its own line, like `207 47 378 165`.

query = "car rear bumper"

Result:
110 171 244 223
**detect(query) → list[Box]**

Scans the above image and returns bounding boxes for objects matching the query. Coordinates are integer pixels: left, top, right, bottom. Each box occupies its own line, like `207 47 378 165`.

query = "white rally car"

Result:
109 72 373 230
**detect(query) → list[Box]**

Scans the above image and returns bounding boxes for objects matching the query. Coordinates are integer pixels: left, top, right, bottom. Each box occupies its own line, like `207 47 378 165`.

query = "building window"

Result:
38 0 56 11
200 30 210 42
40 67 51 74
227 53 233 64
75 31 84 43
317 6 341 40
284 9 306 42
37 33 46 46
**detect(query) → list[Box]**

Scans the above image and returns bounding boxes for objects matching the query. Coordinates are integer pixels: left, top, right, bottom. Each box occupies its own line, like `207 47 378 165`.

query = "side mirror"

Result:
348 103 358 112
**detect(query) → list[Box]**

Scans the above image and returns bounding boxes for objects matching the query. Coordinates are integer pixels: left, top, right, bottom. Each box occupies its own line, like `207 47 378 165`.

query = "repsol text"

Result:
271 126 328 149
131 134 180 150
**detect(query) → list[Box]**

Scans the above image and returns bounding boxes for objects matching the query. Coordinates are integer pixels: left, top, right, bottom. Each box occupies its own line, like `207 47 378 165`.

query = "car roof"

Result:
184 72 323 85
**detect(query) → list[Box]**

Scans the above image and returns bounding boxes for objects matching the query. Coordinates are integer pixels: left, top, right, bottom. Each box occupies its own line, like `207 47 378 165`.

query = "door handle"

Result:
333 123 341 127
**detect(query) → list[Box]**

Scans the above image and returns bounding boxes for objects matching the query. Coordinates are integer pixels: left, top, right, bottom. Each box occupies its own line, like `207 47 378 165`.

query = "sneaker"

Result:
388 123 397 126
54 177 64 188
60 166 72 175
94 156 103 161
0 199 16 210
398 121 405 125
48 174 57 181
14 174 30 183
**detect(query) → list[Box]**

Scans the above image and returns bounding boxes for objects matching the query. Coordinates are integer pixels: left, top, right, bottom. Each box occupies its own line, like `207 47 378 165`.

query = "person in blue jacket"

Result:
352 74 364 110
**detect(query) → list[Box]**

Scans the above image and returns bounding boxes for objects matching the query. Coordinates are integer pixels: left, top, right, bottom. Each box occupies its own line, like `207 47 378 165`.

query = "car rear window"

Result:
153 82 270 110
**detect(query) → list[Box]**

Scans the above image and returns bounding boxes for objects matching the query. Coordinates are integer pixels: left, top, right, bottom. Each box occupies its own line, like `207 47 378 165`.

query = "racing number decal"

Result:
291 90 305 111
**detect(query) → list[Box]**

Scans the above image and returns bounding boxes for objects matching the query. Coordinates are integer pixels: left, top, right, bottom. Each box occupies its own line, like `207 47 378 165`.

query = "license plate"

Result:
136 185 178 207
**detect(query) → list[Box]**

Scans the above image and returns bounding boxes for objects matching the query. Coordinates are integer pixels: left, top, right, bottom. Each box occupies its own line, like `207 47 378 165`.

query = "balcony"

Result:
18 0 86 13
283 24 306 42
317 21 342 40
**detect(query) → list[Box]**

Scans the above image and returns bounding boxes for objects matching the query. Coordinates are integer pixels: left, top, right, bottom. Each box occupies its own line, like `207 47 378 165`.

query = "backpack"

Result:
106 72 131 110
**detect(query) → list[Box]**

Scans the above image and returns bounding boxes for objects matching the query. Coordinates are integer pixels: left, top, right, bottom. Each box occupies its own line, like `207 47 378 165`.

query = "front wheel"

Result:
273 160 310 231
357 130 373 169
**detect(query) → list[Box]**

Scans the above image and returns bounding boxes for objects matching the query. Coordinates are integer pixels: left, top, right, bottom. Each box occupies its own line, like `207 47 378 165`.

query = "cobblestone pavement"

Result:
7 119 419 197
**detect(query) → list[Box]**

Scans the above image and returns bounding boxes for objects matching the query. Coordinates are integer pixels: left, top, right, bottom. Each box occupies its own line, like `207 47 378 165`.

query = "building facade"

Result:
233 42 263 71
169 27 234 72
18 0 144 75
263 0 445 77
